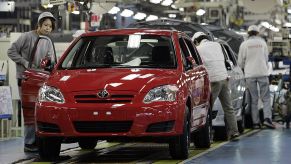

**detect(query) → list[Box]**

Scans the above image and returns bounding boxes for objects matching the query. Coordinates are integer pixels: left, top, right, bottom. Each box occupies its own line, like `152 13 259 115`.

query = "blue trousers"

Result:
246 76 272 124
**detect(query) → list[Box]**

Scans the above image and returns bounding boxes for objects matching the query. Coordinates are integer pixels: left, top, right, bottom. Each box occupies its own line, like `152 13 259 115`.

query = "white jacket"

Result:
196 39 228 82
238 36 269 78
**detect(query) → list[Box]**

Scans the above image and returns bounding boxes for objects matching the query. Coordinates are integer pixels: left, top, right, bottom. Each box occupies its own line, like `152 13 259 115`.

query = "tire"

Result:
193 104 212 148
169 106 190 159
38 137 61 161
78 138 97 149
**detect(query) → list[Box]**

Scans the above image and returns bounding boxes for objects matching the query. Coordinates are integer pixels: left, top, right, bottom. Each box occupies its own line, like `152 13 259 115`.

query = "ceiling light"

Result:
133 12 147 20
146 15 158 21
168 14 176 18
120 9 134 17
171 4 177 9
47 4 53 8
42 3 53 9
196 9 206 16
161 0 173 6
72 10 80 15
150 0 162 4
108 6 120 14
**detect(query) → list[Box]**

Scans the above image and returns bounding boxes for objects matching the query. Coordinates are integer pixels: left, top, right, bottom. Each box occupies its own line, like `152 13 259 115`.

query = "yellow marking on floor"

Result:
182 129 259 164
154 129 254 164
154 160 180 164
152 142 225 164
33 129 256 164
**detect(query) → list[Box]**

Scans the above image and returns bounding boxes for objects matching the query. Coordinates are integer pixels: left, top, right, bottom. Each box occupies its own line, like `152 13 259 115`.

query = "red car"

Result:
22 29 212 160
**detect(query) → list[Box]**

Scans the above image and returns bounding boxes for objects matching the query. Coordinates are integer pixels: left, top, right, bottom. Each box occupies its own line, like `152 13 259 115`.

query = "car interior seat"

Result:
103 47 114 64
151 46 172 65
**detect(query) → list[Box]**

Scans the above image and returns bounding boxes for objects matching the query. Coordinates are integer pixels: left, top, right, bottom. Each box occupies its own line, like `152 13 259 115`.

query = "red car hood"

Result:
49 68 177 92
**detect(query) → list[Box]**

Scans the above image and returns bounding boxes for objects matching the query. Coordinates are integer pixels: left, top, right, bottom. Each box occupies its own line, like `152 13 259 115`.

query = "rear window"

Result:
59 35 176 70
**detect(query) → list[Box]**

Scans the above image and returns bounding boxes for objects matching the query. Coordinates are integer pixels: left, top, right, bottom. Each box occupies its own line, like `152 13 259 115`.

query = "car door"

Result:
179 36 209 128
183 37 210 106
220 43 245 111
21 36 57 115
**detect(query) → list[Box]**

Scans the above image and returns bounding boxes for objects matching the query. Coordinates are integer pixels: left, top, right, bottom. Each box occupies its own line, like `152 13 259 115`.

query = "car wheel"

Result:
193 104 212 148
169 106 190 159
78 138 98 149
38 137 61 161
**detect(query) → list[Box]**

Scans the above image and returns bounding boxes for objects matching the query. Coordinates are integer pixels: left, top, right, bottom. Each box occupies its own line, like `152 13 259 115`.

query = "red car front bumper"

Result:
35 101 185 138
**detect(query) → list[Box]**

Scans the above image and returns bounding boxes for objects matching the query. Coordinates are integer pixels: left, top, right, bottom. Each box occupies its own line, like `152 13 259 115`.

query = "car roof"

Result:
202 24 244 53
80 28 177 37
128 18 214 40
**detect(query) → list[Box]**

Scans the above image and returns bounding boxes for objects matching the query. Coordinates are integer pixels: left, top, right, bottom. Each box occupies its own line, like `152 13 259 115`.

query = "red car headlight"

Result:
38 84 65 104
143 84 178 104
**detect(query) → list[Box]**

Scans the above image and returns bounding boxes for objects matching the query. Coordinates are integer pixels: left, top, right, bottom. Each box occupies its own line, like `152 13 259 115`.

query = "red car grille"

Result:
73 121 133 133
74 94 134 103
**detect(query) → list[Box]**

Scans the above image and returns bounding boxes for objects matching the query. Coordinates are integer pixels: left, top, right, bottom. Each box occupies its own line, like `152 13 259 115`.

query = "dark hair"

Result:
248 31 258 36
36 17 56 30
194 35 210 45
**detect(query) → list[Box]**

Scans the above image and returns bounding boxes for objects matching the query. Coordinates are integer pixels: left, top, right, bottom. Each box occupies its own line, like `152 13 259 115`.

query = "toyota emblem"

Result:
97 90 109 98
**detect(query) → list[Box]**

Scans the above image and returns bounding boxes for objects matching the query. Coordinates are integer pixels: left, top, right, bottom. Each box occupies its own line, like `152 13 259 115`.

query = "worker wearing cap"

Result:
238 25 275 129
192 31 239 140
7 11 56 152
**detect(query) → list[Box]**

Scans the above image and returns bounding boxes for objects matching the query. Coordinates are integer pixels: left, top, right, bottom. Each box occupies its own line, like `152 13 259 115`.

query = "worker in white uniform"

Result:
192 32 239 140
238 25 275 129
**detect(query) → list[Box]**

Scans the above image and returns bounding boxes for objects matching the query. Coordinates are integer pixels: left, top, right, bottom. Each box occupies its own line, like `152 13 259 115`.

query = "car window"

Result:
220 44 229 60
60 35 177 69
222 44 237 66
211 30 243 53
30 37 56 70
183 38 202 65
179 37 192 70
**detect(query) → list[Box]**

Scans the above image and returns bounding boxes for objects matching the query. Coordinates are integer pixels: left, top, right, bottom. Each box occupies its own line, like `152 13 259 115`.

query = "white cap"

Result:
247 25 259 32
72 30 86 38
38 12 56 23
192 31 207 41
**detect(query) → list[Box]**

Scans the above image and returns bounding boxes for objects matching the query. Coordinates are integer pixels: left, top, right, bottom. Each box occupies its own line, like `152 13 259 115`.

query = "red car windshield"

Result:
59 34 176 69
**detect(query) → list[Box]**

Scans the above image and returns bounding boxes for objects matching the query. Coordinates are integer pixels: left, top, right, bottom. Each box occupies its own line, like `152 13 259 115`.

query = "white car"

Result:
211 40 249 140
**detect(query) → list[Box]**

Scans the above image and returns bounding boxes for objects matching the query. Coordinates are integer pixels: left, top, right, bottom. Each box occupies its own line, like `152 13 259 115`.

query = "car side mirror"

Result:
40 57 53 72
225 60 234 70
